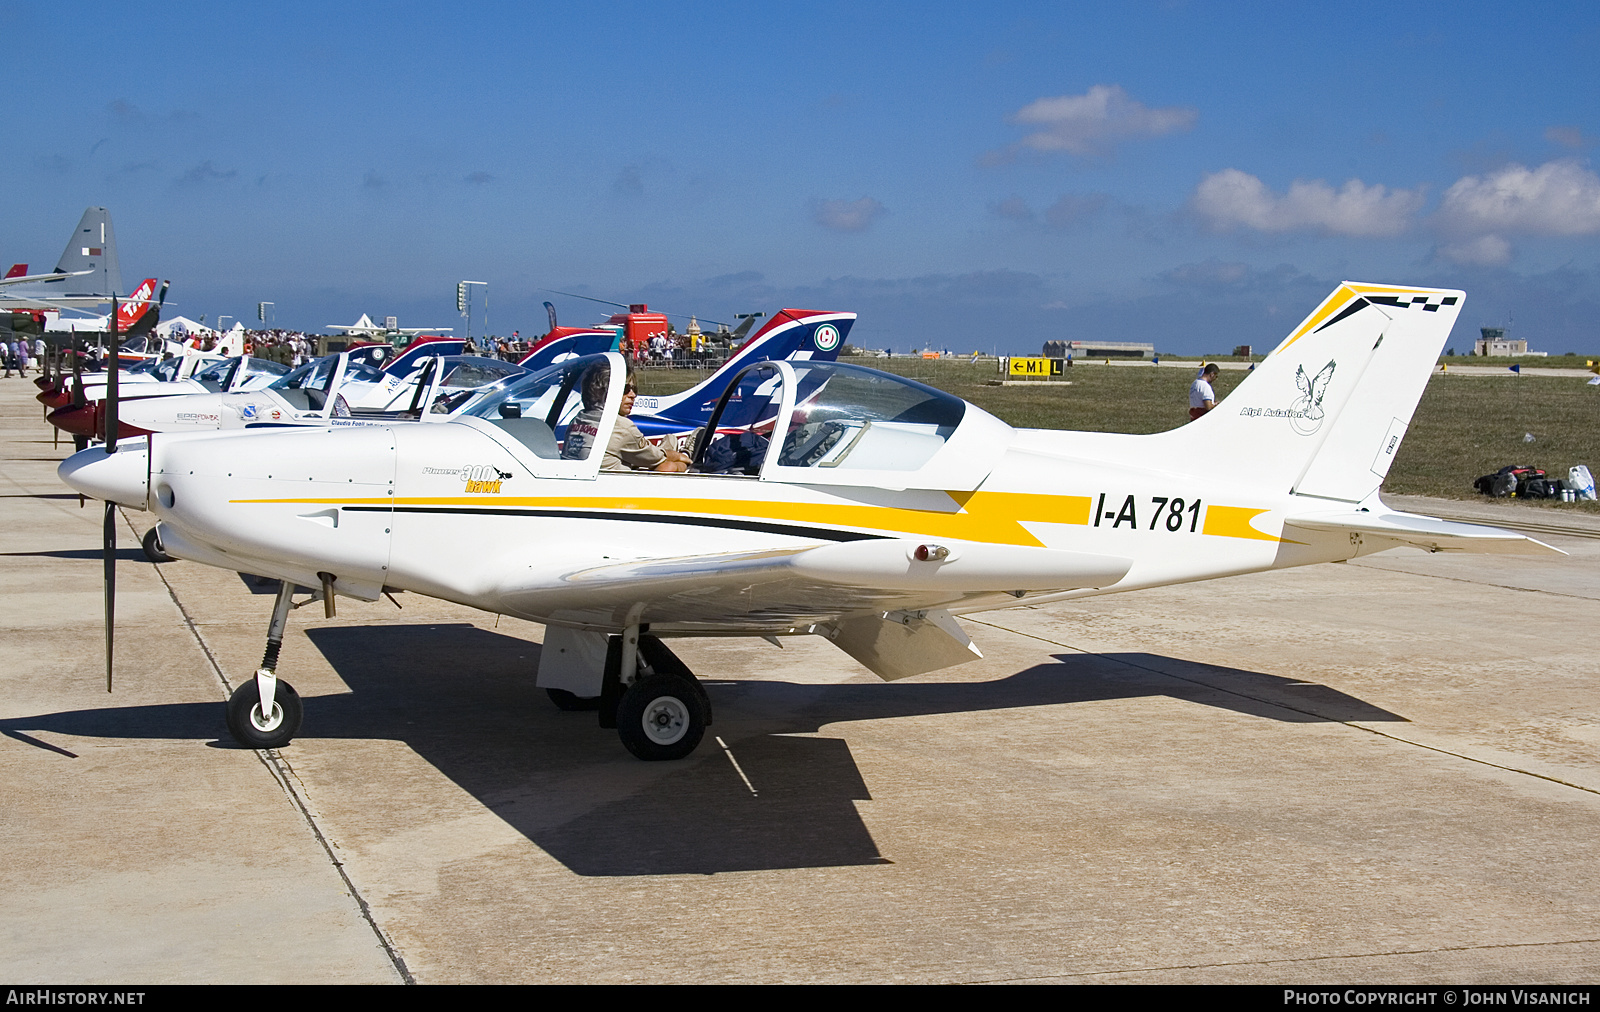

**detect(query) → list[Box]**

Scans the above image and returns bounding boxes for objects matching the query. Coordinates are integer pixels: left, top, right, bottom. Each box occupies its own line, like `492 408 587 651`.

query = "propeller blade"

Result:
103 501 115 692
104 294 120 692
105 296 119 449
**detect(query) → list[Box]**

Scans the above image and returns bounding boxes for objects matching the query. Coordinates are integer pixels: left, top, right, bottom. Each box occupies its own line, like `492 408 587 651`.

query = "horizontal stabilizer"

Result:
1284 510 1565 556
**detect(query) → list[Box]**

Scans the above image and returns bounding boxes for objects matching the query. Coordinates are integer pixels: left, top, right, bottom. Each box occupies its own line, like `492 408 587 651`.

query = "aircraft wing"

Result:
0 269 92 287
1283 510 1565 555
496 539 1132 632
0 295 111 310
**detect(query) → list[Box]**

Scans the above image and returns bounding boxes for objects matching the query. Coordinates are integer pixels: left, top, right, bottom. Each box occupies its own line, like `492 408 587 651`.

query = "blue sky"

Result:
6 1 1600 354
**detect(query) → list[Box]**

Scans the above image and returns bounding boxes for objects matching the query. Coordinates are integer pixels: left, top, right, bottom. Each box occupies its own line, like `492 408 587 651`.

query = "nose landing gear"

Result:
223 579 306 749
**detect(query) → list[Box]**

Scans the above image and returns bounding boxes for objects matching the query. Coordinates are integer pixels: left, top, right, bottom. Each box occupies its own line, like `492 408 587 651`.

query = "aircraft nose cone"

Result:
48 404 98 436
58 445 148 508
37 389 70 409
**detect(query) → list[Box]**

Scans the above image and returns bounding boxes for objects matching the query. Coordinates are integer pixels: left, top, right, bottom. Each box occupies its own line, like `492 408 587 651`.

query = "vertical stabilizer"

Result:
51 208 123 298
636 310 856 428
1163 282 1463 501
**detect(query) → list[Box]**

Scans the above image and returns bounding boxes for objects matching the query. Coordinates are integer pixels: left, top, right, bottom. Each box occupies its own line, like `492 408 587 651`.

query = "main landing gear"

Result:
548 628 712 761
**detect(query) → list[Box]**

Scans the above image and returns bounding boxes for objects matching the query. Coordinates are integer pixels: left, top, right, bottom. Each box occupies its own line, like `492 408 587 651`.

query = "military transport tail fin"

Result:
1168 282 1463 503
51 207 123 300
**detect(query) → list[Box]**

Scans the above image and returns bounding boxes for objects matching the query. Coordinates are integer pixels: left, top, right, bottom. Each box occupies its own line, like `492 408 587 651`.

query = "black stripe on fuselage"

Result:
342 505 887 543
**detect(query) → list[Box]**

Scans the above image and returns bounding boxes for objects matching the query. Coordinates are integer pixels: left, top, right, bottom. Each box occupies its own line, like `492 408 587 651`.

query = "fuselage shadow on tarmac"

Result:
2 622 1405 877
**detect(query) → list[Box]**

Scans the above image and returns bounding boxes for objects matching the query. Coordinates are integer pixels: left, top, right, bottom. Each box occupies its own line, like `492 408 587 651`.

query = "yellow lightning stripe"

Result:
1202 505 1289 543
1270 285 1358 356
227 491 1282 545
1271 283 1452 357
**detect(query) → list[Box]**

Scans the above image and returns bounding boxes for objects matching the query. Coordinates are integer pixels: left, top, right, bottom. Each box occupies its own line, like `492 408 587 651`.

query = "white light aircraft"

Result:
325 313 452 338
59 282 1561 762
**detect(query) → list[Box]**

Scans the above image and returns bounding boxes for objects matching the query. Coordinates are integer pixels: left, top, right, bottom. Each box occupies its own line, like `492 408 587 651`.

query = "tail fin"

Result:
517 328 616 369
1170 282 1463 503
4 264 26 279
115 278 160 332
636 310 856 428
51 207 123 299
216 324 244 357
381 335 466 373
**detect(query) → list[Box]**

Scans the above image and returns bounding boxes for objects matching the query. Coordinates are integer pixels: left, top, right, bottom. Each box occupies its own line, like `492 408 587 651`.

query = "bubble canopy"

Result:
698 360 1006 491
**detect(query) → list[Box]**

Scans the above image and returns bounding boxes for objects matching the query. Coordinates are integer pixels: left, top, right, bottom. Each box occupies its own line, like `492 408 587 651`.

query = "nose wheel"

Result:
223 579 305 749
226 678 303 748
141 526 173 563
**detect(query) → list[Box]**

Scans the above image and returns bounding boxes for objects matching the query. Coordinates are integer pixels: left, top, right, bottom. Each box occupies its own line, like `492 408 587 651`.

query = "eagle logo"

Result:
1289 360 1336 435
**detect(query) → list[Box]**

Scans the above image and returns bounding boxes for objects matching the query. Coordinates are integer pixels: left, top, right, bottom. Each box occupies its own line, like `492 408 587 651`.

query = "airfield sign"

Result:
1008 356 1065 378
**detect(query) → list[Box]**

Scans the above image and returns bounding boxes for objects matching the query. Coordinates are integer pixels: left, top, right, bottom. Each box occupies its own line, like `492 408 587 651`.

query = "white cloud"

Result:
990 84 1196 161
812 196 885 232
1191 168 1424 237
1436 159 1600 236
1437 234 1513 266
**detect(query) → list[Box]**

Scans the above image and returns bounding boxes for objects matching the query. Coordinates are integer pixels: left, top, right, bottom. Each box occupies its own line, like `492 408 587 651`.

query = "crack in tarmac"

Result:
126 508 416 985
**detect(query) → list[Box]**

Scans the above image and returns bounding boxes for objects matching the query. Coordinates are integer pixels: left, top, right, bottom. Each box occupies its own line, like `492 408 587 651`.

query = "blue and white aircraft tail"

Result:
629 309 854 436
346 335 467 374
517 328 617 370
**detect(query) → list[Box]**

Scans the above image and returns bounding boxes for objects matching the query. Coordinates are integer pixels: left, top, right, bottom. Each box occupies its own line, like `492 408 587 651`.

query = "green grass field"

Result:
634 359 1600 511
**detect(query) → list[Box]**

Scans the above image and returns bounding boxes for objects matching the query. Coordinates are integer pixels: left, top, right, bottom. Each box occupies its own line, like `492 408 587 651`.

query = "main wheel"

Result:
141 526 173 563
225 679 303 749
616 673 707 761
545 687 601 711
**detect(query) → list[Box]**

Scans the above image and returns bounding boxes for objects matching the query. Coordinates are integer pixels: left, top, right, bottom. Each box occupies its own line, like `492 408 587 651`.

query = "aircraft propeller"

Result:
100 280 168 691
103 294 119 692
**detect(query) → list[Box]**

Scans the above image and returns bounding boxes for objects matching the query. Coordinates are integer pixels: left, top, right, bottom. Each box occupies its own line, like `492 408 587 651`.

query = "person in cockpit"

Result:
563 362 690 472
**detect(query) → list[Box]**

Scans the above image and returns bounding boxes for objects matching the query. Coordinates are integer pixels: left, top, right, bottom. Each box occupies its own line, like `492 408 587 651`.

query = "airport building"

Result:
1042 339 1155 360
1473 326 1547 357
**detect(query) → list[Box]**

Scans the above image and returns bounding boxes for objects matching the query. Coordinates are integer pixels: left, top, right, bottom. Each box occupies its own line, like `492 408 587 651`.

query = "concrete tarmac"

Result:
2 378 1597 984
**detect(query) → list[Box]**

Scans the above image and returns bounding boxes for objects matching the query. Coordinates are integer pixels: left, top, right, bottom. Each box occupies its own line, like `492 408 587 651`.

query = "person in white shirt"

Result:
1189 363 1219 421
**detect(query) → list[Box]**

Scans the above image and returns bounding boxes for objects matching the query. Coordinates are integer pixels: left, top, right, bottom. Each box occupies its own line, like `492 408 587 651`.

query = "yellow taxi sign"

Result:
1008 357 1065 378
